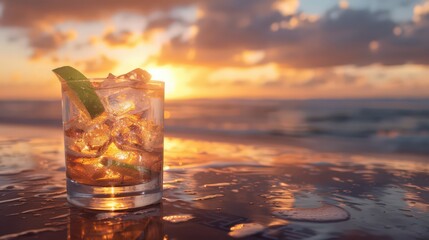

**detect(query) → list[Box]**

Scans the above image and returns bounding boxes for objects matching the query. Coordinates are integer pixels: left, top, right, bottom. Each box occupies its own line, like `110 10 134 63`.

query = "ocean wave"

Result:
2 99 429 154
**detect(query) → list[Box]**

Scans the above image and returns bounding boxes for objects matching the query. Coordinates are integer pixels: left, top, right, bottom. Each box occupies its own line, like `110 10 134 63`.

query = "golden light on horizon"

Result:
147 66 177 98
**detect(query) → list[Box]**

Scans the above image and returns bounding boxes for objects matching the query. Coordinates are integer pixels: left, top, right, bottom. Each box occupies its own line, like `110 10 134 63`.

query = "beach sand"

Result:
0 124 428 239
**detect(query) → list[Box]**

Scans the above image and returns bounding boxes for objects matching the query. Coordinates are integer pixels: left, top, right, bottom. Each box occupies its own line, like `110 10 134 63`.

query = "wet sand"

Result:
0 124 428 239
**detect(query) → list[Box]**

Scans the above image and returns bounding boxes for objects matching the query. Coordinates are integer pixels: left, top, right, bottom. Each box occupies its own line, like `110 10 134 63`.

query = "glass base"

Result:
67 177 162 211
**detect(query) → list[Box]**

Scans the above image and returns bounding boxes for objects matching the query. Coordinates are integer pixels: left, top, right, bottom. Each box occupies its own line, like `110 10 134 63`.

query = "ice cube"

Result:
98 77 133 89
103 141 142 165
97 85 150 117
101 68 151 89
117 68 151 83
100 142 152 184
140 120 163 152
66 156 106 184
65 111 111 131
112 115 163 152
136 150 162 174
112 115 143 151
107 73 116 79
65 113 111 158
97 68 152 116
99 68 150 90
104 93 136 116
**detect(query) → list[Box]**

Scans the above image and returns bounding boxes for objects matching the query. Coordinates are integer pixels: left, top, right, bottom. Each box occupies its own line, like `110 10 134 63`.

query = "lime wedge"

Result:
100 158 151 178
53 66 105 119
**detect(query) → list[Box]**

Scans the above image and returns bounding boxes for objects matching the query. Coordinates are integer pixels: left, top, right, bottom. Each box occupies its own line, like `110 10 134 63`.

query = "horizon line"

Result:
2 97 429 102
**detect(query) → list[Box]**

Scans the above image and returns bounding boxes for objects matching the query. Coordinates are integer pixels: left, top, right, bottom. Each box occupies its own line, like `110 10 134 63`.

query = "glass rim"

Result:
61 78 165 88
67 78 164 83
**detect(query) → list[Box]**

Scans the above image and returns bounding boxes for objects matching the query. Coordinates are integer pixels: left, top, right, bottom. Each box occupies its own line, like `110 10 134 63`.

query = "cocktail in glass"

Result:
58 68 164 210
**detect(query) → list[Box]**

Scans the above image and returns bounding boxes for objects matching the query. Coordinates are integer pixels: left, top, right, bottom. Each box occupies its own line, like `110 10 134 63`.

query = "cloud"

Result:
260 68 369 89
156 0 429 68
76 55 118 74
292 71 363 88
414 0 429 21
184 63 369 92
273 0 300 15
265 9 396 68
101 30 137 47
3 0 429 70
339 0 349 10
0 0 194 28
0 0 194 60
145 16 184 31
28 30 76 59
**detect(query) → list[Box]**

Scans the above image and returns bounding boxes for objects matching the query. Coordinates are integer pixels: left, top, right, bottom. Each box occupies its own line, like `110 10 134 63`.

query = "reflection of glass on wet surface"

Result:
69 206 162 240
1 137 429 239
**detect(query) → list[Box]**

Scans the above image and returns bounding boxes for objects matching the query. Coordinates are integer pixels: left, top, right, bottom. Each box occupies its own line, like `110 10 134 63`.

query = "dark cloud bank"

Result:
1 0 429 69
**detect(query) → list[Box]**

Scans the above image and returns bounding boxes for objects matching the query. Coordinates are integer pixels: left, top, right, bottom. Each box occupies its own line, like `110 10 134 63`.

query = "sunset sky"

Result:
1 0 429 100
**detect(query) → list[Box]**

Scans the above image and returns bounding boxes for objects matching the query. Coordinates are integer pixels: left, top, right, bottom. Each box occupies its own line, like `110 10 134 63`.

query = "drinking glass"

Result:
61 78 164 210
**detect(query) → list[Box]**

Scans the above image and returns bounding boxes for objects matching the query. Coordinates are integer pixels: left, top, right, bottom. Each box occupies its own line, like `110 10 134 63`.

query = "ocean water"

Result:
1 99 429 154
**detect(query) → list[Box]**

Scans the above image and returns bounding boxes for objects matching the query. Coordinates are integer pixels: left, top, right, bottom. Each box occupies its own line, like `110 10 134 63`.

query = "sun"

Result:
146 66 176 98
